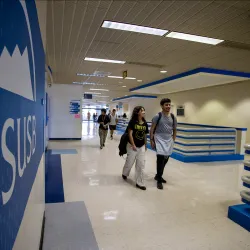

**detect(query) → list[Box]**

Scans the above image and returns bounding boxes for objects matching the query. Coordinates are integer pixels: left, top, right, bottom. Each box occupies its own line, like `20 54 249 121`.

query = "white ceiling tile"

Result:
46 0 250 98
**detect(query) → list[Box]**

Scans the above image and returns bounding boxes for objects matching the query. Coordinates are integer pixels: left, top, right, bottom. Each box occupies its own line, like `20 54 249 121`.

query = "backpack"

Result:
118 132 129 156
153 112 175 134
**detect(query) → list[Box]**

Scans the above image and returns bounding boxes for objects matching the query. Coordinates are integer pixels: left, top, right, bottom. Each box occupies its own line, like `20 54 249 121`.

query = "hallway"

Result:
47 122 250 250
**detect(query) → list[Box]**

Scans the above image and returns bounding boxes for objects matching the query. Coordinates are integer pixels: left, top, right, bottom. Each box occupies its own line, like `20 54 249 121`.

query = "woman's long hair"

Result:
130 106 146 122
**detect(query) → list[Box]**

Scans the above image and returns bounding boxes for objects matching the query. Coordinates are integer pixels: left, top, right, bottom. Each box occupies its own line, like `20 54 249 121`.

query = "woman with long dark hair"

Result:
122 106 149 190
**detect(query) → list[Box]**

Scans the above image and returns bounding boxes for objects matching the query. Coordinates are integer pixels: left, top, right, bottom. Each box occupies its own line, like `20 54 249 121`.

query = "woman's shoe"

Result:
136 184 146 190
122 175 127 180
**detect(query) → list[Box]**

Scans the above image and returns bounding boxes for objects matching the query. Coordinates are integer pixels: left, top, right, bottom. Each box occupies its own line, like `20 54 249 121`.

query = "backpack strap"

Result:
153 112 162 134
171 113 175 129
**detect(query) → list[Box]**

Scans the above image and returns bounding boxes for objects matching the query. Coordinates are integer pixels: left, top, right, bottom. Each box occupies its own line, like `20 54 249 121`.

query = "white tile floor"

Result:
48 122 250 250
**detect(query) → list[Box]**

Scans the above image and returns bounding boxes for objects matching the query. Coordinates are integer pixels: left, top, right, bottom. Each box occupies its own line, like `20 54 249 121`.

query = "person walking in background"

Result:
122 106 149 191
98 109 110 149
150 98 177 190
109 109 118 140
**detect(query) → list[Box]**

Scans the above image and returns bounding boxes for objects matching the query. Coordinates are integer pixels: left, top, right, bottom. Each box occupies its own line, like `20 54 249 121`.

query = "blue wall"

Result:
0 0 45 249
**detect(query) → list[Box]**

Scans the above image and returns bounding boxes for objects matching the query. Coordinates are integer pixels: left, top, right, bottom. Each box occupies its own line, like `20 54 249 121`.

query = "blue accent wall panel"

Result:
0 1 45 249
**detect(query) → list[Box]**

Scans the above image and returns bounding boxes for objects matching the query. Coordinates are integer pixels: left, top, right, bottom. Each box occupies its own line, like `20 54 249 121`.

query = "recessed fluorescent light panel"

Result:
90 88 109 92
102 21 168 36
125 77 136 80
166 32 224 45
77 73 105 77
108 76 123 79
73 82 98 85
84 92 101 95
84 57 125 64
160 70 167 73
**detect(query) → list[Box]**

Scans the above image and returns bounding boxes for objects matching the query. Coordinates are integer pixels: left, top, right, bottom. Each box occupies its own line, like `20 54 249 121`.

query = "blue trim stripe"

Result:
242 199 250 206
177 135 235 140
172 152 244 163
245 150 250 155
130 67 250 92
178 129 235 133
117 129 242 162
113 94 157 101
174 148 234 154
118 121 246 132
178 123 247 131
243 182 250 189
175 142 235 147
45 150 65 203
244 166 250 172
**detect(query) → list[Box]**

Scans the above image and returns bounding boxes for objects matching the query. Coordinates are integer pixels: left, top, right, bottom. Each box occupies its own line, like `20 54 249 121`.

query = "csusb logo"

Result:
0 0 39 206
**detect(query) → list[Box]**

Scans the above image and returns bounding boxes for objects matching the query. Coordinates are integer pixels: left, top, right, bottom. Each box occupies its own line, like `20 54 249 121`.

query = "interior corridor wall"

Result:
0 1 46 250
127 98 160 120
48 84 83 139
168 80 250 141
128 80 250 141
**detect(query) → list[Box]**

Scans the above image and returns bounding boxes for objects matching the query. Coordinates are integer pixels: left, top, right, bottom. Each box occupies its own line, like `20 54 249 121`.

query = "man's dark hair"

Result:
112 109 116 112
101 108 106 113
160 98 171 106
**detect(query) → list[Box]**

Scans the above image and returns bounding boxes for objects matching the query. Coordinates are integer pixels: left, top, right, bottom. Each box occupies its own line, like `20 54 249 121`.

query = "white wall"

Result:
48 84 83 139
168 80 250 141
127 80 250 141
127 98 160 120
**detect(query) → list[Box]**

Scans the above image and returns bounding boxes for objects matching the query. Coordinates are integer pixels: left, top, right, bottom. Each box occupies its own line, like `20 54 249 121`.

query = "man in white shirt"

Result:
109 109 118 140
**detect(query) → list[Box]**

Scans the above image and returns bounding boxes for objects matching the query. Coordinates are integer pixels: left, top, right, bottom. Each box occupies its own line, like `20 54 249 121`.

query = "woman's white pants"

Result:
122 144 146 186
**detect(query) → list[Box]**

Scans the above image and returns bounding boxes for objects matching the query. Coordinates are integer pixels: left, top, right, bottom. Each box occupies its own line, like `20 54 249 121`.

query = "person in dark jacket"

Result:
97 109 110 149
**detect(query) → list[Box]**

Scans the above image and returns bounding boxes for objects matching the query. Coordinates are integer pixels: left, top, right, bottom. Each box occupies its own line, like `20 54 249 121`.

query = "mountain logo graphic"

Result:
0 0 36 101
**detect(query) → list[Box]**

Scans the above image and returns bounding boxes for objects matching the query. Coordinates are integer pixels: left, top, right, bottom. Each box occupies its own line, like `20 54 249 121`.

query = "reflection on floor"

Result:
47 122 250 250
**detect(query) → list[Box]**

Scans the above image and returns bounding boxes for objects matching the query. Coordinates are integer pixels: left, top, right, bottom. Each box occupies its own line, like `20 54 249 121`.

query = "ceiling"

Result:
46 0 250 104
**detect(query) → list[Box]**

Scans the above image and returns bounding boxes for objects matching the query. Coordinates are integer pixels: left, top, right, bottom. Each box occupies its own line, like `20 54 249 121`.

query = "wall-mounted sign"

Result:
84 93 92 99
177 105 185 117
123 70 127 79
70 100 81 115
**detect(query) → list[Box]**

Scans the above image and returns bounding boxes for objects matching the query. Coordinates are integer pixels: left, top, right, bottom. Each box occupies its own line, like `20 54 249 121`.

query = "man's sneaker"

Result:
161 178 167 184
154 175 167 184
157 182 163 190
122 175 127 180
136 184 146 191
100 146 103 149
